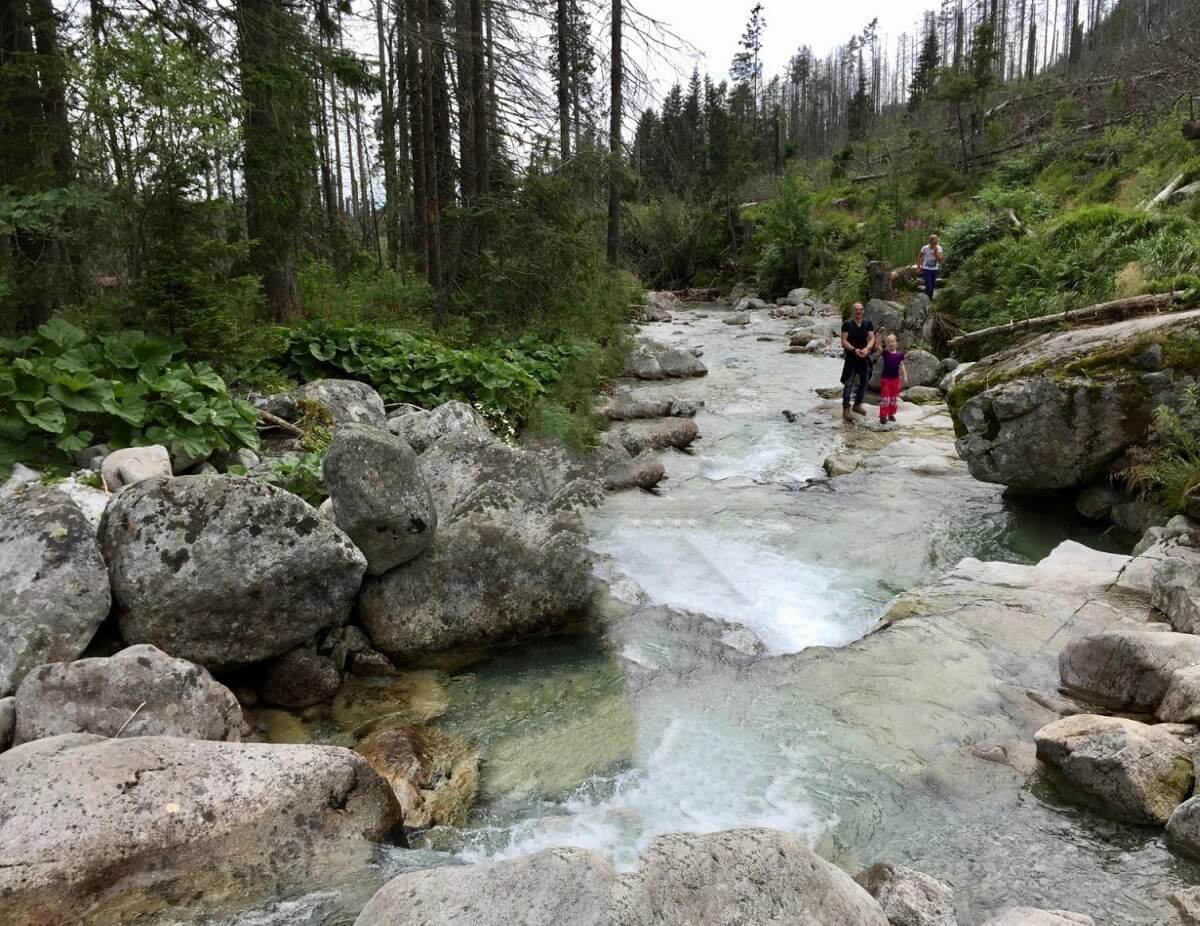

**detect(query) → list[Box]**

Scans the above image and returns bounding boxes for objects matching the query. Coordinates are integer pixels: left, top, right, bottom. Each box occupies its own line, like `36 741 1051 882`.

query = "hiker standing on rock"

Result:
840 302 875 422
917 234 944 299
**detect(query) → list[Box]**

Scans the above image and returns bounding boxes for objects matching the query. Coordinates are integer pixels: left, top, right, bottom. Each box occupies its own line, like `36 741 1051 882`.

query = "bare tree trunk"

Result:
606 0 622 264
556 0 570 159
470 0 488 196
419 0 441 287
454 0 476 200
375 0 401 267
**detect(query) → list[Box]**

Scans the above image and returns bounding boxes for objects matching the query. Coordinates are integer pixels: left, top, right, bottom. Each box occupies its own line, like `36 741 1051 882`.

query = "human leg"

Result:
923 268 938 298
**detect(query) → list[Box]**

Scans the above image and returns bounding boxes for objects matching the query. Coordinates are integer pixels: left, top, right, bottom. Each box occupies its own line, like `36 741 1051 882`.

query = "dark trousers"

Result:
922 267 938 298
841 355 869 407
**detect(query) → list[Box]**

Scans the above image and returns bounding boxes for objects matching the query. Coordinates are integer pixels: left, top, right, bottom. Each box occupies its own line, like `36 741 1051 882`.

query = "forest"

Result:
1 0 1199 482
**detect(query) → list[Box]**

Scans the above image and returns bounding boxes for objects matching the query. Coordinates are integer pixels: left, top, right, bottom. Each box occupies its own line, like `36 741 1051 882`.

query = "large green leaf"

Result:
37 318 89 352
17 398 67 434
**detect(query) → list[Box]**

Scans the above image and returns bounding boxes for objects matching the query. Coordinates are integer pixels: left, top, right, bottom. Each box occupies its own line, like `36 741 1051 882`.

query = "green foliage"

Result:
275 320 590 431
1124 388 1200 516
754 172 817 293
942 205 1200 330
0 319 259 477
298 258 436 326
260 451 327 505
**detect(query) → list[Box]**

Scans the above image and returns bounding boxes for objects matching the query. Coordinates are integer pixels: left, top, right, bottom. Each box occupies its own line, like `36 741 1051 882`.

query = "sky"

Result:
633 0 939 98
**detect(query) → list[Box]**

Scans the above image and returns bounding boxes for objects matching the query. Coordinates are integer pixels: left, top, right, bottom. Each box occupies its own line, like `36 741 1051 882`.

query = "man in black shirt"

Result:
839 302 875 421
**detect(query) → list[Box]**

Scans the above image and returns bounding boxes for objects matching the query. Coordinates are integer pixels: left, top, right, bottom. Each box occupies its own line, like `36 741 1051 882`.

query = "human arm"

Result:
901 360 909 386
863 325 876 356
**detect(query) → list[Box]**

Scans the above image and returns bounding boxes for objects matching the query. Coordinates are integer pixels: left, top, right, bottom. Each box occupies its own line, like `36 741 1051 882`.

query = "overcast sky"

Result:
633 0 939 98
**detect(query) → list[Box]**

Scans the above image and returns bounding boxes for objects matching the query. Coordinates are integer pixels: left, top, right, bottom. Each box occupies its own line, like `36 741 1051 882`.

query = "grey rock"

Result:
356 846 615 926
604 453 667 492
324 423 437 575
252 392 301 422
102 476 366 670
1131 342 1164 370
0 734 402 926
902 385 943 405
657 348 707 378
953 310 1200 491
865 299 904 335
1034 714 1193 823
723 312 752 326
12 644 242 745
0 463 41 492
980 910 1095 926
235 448 260 469
51 473 110 528
295 379 388 428
100 444 172 491
733 297 767 312
783 287 813 306
1153 554 1200 634
624 343 664 380
615 419 700 455
601 393 673 421
825 452 862 477
940 358 960 373
853 862 958 926
1158 666 1200 723
0 485 111 696
1186 484 1200 522
358 510 591 660
355 828 887 926
385 401 492 454
1167 795 1200 859
418 431 544 522
1059 630 1200 712
1112 498 1160 535
73 443 110 470
261 647 342 708
1170 886 1200 925
614 829 888 926
354 724 479 828
0 697 12 752
1075 484 1123 520
904 349 942 388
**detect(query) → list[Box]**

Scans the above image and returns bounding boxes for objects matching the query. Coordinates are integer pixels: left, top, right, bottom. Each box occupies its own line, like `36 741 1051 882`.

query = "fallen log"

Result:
1144 173 1187 210
256 408 303 436
947 291 1190 352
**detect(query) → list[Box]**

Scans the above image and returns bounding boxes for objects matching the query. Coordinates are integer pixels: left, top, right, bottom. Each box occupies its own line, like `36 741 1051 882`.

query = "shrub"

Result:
1124 389 1200 516
274 320 590 432
0 319 259 477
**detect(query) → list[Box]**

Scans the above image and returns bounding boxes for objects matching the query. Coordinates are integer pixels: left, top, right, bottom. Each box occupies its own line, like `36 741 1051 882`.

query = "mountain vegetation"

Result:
1 0 1198 477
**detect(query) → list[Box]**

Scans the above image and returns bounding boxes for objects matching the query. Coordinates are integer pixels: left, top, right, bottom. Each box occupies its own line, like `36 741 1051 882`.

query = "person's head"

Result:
885 333 898 351
852 302 864 322
928 234 940 247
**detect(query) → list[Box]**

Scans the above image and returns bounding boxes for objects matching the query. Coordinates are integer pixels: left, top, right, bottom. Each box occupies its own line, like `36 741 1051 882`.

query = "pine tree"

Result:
730 3 765 116
908 28 941 111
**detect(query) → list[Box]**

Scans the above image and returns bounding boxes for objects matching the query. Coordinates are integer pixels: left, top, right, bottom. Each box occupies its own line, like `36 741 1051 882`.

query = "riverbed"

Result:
208 305 1191 925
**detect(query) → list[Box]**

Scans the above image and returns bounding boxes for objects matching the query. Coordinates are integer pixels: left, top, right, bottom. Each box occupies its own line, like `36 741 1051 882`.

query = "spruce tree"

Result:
908 29 941 112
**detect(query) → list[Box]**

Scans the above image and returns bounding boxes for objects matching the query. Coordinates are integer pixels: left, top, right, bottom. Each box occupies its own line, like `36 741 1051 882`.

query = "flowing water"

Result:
210 306 1192 926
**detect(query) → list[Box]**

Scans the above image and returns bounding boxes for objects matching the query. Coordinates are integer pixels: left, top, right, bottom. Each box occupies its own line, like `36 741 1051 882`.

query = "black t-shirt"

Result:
842 318 874 355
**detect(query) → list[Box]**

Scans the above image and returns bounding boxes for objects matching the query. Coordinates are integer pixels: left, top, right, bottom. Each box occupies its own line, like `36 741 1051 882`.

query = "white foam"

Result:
591 525 874 654
460 716 834 871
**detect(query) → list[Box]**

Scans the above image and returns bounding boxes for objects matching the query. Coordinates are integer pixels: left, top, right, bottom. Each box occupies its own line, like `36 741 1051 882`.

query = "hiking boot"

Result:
851 404 866 416
842 407 854 422
888 415 897 423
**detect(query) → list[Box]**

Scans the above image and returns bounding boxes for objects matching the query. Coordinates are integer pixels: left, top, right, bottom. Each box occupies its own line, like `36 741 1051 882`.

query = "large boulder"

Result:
101 476 366 670
12 644 242 745
623 340 707 380
952 309 1200 491
1058 630 1200 712
865 299 904 336
386 401 491 454
657 348 707 378
1033 714 1193 824
0 484 111 696
357 510 591 659
904 349 942 389
354 828 887 926
356 846 617 926
354 724 479 828
613 829 888 926
1153 554 1200 634
0 734 402 926
615 419 700 456
1158 666 1200 723
1168 796 1200 859
323 423 438 575
417 431 548 522
853 862 958 926
295 378 388 428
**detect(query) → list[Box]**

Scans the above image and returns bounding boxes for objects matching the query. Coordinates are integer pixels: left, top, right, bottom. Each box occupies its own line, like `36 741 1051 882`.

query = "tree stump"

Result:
867 261 894 301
